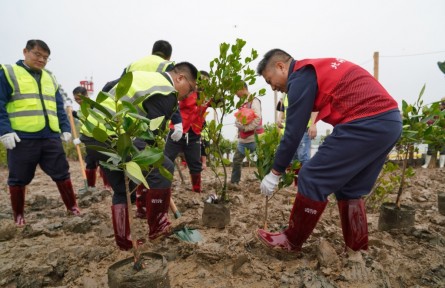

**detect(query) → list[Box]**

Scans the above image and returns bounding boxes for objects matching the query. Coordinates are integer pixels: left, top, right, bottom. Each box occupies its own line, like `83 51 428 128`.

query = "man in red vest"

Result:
256 49 402 253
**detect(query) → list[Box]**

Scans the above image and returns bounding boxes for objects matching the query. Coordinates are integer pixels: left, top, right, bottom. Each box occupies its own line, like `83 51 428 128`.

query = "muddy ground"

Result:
0 161 444 287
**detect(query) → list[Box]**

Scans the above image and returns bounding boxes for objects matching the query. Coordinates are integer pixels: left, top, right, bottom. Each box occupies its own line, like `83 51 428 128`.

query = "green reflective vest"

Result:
125 55 174 73
2 64 60 133
81 71 176 137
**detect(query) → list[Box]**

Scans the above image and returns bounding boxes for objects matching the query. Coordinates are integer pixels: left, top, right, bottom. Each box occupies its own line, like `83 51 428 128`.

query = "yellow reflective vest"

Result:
125 55 174 73
2 64 60 133
81 71 176 137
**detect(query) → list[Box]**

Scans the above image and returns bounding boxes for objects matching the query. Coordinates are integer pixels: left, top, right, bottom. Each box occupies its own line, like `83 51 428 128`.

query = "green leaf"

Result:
150 116 165 131
117 133 132 156
132 147 164 166
116 72 133 100
92 127 110 142
158 165 173 181
121 100 138 114
125 161 149 189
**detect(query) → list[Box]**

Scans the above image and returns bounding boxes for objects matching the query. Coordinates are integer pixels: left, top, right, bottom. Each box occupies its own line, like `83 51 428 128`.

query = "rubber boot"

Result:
135 184 148 219
111 204 133 251
190 173 202 193
85 168 97 188
293 168 301 187
99 167 112 190
257 193 327 252
146 188 172 240
9 185 26 226
338 199 369 251
422 155 431 168
55 179 81 215
439 155 445 168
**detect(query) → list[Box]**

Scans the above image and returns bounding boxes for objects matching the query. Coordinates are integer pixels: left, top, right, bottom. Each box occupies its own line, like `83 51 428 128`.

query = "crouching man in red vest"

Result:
256 49 401 253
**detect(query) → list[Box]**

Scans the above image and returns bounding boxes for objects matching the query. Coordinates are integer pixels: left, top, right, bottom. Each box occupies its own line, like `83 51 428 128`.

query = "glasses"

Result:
30 50 51 62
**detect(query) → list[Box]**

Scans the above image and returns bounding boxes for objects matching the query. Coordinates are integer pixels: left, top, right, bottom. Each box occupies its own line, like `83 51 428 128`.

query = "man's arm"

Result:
307 112 318 139
55 88 71 133
272 66 318 174
0 68 13 135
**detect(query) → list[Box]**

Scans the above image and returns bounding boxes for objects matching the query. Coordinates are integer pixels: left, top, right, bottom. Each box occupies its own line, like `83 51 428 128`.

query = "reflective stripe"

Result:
3 64 60 132
9 93 56 103
9 109 57 117
4 65 20 95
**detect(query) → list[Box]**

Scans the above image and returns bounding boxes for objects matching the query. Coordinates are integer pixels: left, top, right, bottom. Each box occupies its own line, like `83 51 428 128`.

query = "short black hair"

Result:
256 49 292 75
199 70 210 79
73 86 87 96
26 39 51 54
152 40 172 60
174 62 198 81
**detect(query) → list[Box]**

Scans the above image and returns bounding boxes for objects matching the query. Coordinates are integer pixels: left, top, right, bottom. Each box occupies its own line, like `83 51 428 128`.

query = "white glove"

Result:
260 171 280 197
73 138 81 145
0 132 21 150
61 132 72 142
170 123 183 141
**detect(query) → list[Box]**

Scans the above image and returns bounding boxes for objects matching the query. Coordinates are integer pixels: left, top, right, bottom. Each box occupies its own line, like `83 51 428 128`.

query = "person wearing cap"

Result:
0 39 80 227
256 49 402 253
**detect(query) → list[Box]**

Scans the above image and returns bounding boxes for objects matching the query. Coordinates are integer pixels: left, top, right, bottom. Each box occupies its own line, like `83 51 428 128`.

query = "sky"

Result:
2 0 445 140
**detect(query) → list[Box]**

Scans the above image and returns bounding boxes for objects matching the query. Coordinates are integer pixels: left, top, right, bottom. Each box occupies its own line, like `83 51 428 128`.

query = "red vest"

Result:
238 98 264 139
293 58 398 126
169 92 209 134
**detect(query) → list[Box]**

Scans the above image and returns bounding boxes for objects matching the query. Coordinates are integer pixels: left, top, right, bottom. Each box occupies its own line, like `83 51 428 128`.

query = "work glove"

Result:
0 132 21 150
61 132 72 142
73 138 81 145
170 123 183 142
260 171 280 197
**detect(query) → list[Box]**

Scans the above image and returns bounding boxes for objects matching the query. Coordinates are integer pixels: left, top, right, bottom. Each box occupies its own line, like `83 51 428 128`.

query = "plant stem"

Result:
264 196 269 229
395 146 409 208
125 176 141 267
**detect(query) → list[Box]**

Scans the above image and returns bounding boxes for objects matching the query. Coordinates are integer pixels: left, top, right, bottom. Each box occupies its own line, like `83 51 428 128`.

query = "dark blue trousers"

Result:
298 110 402 201
7 138 70 186
80 135 174 205
164 129 202 174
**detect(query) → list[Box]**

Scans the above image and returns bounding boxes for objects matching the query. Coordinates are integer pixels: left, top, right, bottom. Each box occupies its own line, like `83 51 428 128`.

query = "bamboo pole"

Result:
373 51 379 80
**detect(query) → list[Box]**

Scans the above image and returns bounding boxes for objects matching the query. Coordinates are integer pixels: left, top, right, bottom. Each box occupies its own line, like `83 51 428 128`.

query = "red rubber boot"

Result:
146 188 172 240
9 185 26 226
85 168 97 188
135 184 148 219
55 179 81 215
99 167 112 190
257 193 327 252
190 173 201 193
111 204 133 251
338 199 369 251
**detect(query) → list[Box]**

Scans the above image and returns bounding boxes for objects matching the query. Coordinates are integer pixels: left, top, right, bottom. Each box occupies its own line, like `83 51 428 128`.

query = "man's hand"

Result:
260 171 281 197
170 123 183 141
0 132 21 150
235 121 243 131
61 132 72 142
308 125 317 140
